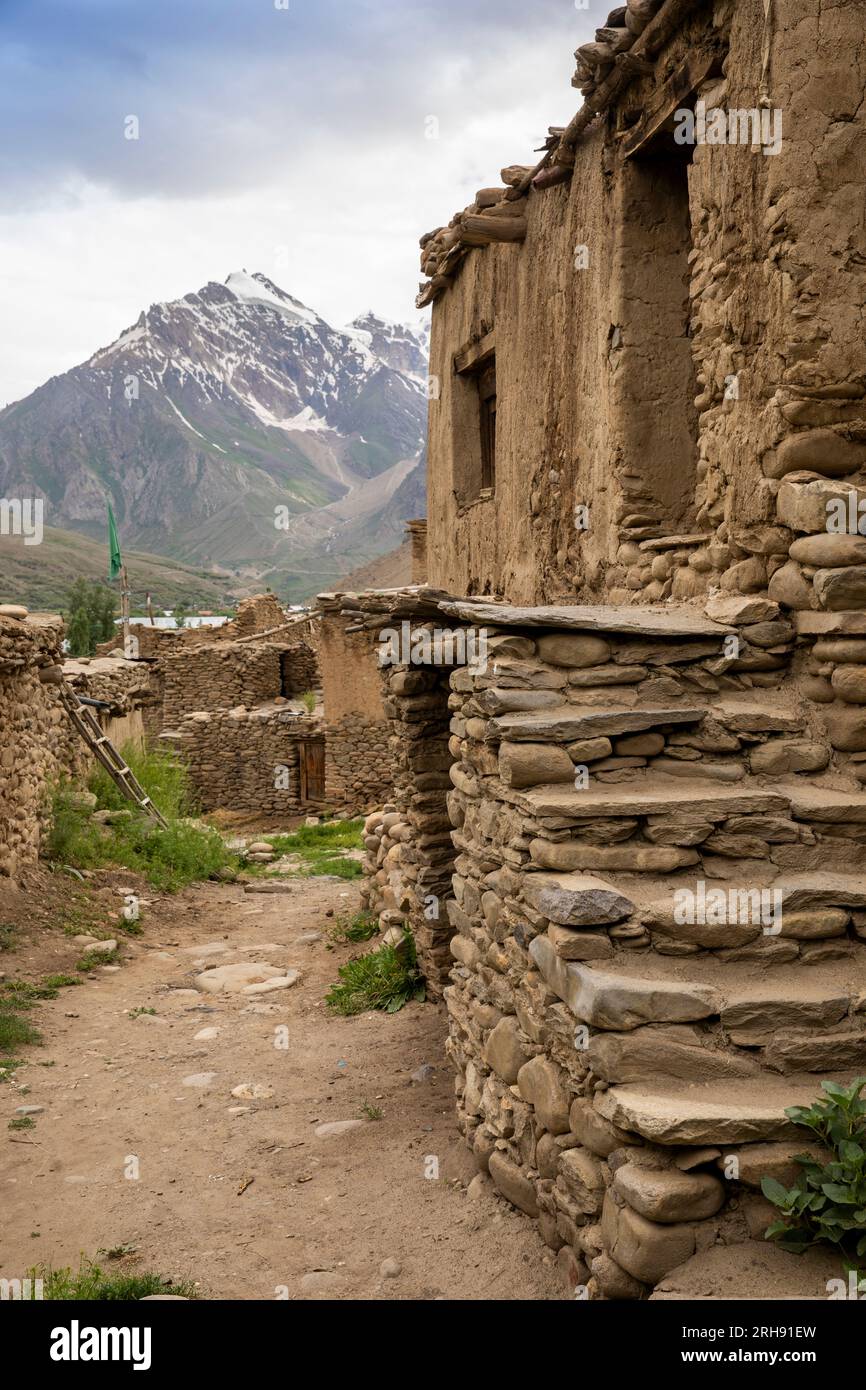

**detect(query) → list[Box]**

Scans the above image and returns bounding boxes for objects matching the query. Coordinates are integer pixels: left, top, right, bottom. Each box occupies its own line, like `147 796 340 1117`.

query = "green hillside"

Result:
0 525 238 613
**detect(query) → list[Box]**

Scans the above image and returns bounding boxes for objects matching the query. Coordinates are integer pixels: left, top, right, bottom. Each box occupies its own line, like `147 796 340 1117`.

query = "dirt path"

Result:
0 876 563 1301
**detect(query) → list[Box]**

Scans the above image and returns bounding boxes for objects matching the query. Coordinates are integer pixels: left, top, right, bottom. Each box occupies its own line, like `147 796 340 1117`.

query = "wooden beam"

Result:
620 47 718 157
459 215 527 245
454 330 496 375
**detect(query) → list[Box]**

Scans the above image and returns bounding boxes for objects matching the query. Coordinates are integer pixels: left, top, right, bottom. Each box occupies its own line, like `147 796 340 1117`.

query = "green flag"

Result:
107 499 122 580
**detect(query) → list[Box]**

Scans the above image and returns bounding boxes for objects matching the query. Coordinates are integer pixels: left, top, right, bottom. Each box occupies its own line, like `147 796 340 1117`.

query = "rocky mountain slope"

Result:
0 273 428 602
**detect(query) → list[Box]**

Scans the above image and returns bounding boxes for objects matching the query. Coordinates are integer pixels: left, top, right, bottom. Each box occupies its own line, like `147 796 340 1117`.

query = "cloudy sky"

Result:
0 0 601 407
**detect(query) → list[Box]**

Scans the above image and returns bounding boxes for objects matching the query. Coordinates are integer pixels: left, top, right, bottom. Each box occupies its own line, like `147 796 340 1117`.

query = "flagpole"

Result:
121 564 132 657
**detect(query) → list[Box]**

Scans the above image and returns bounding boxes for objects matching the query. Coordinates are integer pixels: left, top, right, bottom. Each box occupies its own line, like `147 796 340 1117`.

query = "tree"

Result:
64 580 118 656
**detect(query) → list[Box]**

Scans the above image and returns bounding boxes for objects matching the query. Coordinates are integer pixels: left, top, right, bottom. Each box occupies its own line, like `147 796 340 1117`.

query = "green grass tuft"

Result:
329 911 380 944
325 933 425 1016
27 1256 196 1301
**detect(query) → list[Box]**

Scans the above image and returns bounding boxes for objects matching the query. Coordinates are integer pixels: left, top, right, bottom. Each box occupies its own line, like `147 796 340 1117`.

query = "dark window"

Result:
477 360 496 493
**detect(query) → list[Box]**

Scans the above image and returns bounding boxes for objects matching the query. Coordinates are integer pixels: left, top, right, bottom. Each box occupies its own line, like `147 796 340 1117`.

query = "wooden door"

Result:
299 738 326 802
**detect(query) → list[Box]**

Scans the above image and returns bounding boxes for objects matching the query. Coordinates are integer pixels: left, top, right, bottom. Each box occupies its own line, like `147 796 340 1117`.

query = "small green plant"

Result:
27 1256 195 1301
361 1101 383 1121
301 690 317 714
0 1010 41 1055
325 932 425 1016
9 1115 35 1131
0 923 15 951
762 1076 866 1262
129 1006 156 1018
329 911 380 944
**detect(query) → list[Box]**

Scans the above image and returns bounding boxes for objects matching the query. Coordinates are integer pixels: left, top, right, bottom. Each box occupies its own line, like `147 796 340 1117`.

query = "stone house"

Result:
354 0 866 1299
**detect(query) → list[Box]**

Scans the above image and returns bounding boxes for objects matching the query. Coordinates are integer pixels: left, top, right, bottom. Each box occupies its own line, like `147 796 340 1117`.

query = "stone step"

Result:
438 599 734 639
649 1244 844 1300
594 1076 832 1145
489 705 707 744
513 780 790 820
529 932 866 1033
787 784 866 824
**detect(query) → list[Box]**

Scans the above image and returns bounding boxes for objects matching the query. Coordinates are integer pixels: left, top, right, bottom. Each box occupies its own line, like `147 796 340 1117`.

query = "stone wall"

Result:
360 658 456 996
162 708 324 816
0 611 67 877
325 718 393 812
161 641 316 727
359 600 866 1294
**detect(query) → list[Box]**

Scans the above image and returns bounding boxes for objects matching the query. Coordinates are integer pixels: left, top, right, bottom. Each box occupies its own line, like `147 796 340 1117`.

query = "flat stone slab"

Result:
787 785 866 824
595 1080 822 1145
437 601 733 637
194 962 285 993
650 1244 843 1301
491 706 706 743
529 935 722 1030
522 873 634 926
794 611 866 635
712 701 805 733
517 782 790 819
774 872 866 910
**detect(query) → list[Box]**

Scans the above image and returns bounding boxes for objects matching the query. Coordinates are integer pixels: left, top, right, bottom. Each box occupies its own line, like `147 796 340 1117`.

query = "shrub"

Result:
325 933 425 1015
762 1076 866 1263
301 690 317 713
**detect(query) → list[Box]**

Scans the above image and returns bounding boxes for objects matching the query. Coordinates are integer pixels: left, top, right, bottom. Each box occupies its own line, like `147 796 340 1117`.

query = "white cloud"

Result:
0 3 600 406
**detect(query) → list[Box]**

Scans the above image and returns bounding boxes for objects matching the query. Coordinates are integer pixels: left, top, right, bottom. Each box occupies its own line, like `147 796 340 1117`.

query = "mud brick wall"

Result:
0 613 67 878
164 708 323 815
423 0 866 610
325 718 393 812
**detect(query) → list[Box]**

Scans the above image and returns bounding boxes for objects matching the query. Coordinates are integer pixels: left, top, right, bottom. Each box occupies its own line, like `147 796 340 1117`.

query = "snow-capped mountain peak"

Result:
0 272 429 600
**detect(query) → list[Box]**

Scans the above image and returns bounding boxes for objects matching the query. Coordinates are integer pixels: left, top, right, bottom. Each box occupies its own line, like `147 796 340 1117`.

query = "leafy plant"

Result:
301 690 317 714
325 932 425 1016
762 1076 866 1261
9 1115 36 1131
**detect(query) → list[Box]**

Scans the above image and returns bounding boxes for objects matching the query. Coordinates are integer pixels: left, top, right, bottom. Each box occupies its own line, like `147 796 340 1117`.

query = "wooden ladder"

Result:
57 680 168 828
